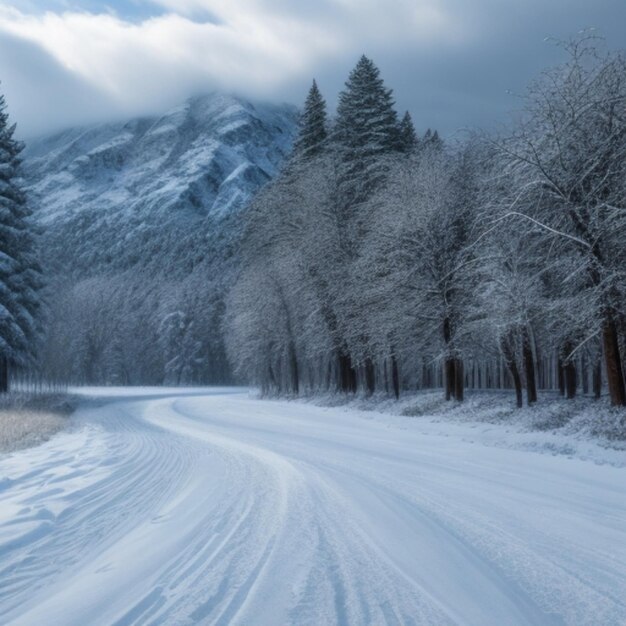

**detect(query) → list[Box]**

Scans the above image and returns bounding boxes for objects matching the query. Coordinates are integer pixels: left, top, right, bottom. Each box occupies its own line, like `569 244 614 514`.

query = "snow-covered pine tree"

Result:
429 130 443 149
423 128 443 150
293 80 328 158
332 56 401 394
335 55 400 208
398 111 417 153
0 90 43 392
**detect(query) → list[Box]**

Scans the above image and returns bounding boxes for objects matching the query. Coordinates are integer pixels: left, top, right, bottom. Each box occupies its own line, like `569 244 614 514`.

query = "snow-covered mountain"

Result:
24 93 297 223
22 93 298 275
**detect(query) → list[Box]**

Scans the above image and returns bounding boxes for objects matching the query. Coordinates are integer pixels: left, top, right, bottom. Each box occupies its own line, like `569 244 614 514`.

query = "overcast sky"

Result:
1 0 625 138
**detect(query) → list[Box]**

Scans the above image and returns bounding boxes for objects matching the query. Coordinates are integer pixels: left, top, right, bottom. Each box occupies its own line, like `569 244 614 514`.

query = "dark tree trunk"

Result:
603 316 626 406
364 357 376 395
0 357 8 393
443 316 454 401
581 353 589 395
339 352 357 394
562 343 577 400
501 335 523 408
557 357 565 396
454 358 464 402
267 360 277 394
561 342 575 399
339 352 348 392
288 341 299 395
564 362 577 399
391 354 400 400
383 359 389 394
444 357 464 401
445 358 454 401
593 357 602 400
522 327 537 404
325 358 334 391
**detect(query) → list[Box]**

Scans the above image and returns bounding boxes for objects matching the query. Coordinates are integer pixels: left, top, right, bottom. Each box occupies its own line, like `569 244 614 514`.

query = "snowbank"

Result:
300 389 626 467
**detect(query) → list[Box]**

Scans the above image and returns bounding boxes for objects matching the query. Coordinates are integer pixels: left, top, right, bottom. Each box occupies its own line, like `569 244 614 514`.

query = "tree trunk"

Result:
364 357 376 395
288 341 299 395
454 358 464 402
339 352 348 392
339 351 357 393
349 360 357 393
603 316 626 406
522 327 537 404
557 357 565 396
563 342 577 399
267 361 277 395
0 357 8 393
581 353 589 395
391 353 400 400
325 357 334 391
593 357 602 400
445 358 454 401
382 359 389 394
442 316 456 401
501 335 522 408
564 362 576 399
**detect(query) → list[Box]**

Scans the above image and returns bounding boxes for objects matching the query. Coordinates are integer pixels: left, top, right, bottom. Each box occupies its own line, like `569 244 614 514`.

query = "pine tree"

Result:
332 56 401 394
430 130 443 149
423 128 443 150
0 89 43 392
335 55 400 207
398 111 417 153
293 80 327 158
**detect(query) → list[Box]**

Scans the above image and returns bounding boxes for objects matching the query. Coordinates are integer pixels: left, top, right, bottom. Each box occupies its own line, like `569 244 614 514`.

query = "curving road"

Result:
0 389 625 625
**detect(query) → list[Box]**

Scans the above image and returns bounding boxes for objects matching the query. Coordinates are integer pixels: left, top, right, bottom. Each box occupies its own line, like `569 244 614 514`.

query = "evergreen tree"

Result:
430 130 443 149
335 55 400 207
0 89 43 391
332 56 401 393
423 128 443 150
398 111 417 153
293 80 327 158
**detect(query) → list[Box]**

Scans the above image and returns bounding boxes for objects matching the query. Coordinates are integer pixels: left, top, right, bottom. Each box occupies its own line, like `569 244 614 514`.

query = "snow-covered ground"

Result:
0 388 624 625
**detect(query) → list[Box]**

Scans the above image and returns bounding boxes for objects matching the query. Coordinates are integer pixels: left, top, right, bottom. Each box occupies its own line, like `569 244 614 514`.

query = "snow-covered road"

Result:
0 389 625 625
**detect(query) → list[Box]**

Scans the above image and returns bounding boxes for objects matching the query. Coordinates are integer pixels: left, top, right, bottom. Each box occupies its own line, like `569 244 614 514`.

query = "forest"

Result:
225 38 626 408
0 36 625 409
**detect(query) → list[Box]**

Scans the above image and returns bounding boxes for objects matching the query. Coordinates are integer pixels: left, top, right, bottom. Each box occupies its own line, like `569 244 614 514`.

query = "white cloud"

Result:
0 0 464 130
2 0 623 137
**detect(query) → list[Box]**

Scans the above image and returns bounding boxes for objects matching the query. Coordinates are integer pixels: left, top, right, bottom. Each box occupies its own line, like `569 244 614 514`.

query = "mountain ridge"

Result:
23 93 298 230
21 93 297 278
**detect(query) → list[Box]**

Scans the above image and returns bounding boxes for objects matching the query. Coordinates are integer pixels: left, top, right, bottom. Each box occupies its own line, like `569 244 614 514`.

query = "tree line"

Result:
225 38 626 407
0 89 238 391
0 90 43 392
0 36 624 406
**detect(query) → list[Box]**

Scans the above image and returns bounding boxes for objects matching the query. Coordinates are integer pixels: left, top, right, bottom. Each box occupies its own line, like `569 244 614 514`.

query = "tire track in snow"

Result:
0 390 624 625
0 399 199 622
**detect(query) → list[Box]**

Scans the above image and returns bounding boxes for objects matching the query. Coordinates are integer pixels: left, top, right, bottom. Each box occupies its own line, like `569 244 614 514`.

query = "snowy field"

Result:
0 388 625 625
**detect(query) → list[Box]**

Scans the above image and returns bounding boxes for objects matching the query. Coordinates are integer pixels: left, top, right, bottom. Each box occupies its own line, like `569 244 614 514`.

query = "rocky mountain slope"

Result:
22 93 297 276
